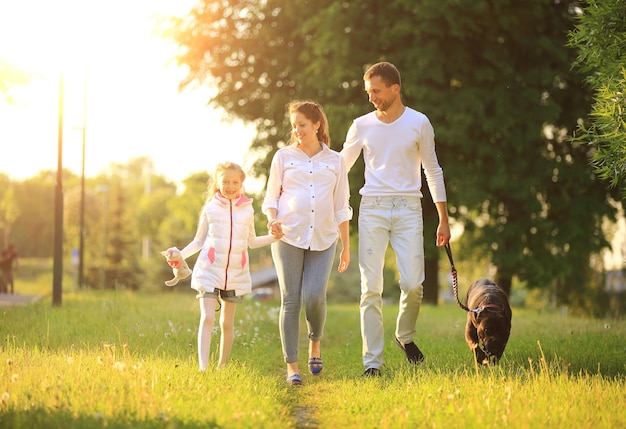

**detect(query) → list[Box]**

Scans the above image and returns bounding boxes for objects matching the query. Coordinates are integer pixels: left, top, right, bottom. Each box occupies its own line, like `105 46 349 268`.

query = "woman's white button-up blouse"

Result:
262 143 352 251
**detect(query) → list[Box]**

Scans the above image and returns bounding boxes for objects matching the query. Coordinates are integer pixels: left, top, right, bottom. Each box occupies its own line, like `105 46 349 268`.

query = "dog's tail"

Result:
444 244 471 312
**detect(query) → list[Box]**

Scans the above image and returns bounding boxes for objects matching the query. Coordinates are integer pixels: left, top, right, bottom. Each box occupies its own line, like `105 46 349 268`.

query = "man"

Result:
341 62 451 377
0 244 19 294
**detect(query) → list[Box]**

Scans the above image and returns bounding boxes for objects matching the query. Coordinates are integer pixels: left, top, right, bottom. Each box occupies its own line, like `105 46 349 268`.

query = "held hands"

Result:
267 219 284 239
266 218 349 272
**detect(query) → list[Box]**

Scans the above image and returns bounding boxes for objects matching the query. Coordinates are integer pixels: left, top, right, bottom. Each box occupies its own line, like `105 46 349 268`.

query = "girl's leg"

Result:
198 296 218 371
217 300 238 368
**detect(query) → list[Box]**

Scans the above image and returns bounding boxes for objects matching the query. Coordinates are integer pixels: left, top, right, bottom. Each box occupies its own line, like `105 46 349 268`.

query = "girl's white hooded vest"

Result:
181 192 274 297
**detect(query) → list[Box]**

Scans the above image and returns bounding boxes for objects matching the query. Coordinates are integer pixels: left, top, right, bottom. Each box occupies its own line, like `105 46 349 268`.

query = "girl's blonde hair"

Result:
287 100 330 146
205 162 246 201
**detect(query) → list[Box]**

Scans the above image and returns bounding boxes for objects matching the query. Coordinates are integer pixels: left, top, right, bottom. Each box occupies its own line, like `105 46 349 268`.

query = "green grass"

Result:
1 283 625 428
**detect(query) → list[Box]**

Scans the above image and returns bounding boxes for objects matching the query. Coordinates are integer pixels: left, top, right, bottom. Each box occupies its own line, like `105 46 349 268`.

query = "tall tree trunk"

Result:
422 182 439 305
495 272 512 297
423 252 439 304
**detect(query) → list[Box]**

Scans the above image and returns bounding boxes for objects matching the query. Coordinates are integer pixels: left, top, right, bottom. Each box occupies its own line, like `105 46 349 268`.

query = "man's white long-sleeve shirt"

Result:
341 107 447 202
262 143 352 251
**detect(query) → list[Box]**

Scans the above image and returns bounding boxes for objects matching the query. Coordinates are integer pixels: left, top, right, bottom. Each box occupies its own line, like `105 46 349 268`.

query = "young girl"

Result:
172 162 280 371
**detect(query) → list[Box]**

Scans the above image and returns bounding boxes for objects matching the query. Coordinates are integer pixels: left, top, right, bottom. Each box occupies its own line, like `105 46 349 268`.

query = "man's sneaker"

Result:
362 367 381 377
395 337 425 364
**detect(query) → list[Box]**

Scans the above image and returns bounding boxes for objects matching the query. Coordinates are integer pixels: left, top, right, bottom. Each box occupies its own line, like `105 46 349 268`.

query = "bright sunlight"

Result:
0 0 257 188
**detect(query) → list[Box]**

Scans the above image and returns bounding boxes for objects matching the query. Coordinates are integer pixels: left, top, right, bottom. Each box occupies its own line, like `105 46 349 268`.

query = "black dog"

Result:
464 278 512 364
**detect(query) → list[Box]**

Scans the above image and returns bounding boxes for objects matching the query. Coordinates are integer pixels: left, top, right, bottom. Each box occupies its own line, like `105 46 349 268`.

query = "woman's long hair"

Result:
287 100 331 146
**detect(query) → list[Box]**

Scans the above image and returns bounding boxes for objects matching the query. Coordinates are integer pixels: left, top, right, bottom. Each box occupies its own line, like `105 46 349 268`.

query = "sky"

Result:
0 0 261 191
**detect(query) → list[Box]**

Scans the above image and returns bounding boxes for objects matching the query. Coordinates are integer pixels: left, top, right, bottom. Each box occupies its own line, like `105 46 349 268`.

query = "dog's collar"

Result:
471 303 503 315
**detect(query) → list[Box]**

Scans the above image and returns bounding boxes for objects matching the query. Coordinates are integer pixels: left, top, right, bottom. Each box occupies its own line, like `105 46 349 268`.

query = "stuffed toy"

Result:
161 247 192 286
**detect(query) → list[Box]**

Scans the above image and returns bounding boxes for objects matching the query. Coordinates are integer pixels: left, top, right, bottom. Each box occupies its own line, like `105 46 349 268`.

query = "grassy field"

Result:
1 280 625 428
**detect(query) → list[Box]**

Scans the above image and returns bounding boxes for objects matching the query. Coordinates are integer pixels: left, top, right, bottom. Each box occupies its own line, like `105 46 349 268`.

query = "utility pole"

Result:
78 67 87 289
53 72 64 306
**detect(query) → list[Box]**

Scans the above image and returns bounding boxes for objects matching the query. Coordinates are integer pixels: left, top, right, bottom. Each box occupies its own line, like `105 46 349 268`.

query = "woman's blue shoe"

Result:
286 373 302 385
308 357 323 375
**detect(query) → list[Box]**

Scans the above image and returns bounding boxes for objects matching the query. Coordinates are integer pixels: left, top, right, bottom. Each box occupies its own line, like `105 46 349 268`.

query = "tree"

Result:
165 0 365 175
568 0 626 194
102 182 141 290
0 176 20 247
0 59 31 103
162 171 209 246
400 0 618 305
167 0 617 312
12 171 60 257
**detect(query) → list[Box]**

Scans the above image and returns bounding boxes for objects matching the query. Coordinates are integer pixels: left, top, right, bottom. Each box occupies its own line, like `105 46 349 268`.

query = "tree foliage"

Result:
0 59 31 103
165 0 367 176
0 150 279 294
11 172 59 257
568 0 626 194
165 0 619 310
0 177 20 247
2 0 618 313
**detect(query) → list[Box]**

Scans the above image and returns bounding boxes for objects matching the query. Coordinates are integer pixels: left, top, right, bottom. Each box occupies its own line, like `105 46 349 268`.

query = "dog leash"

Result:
444 243 504 315
445 243 505 361
444 243 472 312
446 245 503 317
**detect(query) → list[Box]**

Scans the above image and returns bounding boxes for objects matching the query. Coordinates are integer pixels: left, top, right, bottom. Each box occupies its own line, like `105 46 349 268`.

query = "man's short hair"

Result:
363 62 401 87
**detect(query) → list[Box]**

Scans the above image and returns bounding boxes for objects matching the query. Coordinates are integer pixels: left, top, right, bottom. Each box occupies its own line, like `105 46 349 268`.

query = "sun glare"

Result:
0 1 95 73
0 0 258 188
